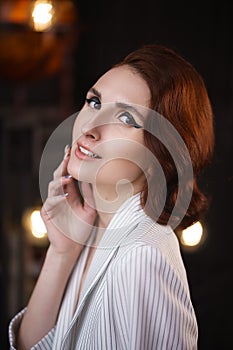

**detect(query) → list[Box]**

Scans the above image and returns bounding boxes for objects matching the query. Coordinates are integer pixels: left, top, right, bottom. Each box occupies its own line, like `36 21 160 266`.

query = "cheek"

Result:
96 140 146 183
67 155 95 182
67 135 148 184
96 159 145 185
67 156 145 186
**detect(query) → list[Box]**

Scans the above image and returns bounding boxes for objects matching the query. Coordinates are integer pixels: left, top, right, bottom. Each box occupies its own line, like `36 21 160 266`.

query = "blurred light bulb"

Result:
31 1 54 31
30 210 47 239
180 221 204 247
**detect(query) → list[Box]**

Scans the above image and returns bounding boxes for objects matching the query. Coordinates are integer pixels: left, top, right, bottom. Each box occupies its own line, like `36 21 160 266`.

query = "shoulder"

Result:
110 244 179 288
102 218 198 348
104 237 198 349
109 245 169 298
113 216 188 284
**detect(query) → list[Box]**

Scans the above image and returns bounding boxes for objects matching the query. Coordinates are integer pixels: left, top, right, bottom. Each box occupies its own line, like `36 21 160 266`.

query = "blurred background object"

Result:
0 1 232 349
22 206 47 243
0 0 78 81
176 221 207 251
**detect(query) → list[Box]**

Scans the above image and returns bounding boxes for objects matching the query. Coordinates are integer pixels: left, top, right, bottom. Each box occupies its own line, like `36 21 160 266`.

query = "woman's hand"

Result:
17 146 96 349
41 145 97 255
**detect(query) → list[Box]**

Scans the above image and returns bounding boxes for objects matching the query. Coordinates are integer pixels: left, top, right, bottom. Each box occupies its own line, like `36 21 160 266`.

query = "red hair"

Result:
116 44 214 229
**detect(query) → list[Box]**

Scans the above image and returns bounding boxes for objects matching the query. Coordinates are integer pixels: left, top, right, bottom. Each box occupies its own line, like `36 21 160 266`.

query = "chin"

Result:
67 160 94 183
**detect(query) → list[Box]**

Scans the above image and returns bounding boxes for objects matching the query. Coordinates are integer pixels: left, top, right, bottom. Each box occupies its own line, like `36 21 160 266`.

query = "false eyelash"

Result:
86 96 101 110
134 124 142 129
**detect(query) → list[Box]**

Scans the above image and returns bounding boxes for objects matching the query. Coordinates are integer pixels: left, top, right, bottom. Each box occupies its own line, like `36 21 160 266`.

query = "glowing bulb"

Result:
30 210 47 239
180 221 204 247
31 1 54 31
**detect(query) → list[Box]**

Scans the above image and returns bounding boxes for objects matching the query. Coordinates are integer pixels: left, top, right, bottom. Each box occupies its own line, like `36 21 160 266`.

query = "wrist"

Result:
46 244 83 266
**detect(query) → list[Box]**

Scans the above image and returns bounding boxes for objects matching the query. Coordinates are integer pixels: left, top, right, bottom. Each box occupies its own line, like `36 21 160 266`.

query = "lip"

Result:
75 143 101 160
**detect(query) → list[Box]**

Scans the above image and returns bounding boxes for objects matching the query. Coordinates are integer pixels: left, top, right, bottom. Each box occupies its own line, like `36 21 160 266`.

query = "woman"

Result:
9 44 214 349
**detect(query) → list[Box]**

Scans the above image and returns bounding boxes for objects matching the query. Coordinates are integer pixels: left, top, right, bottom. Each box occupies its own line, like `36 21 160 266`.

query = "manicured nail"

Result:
63 144 71 159
64 144 70 154
61 192 69 197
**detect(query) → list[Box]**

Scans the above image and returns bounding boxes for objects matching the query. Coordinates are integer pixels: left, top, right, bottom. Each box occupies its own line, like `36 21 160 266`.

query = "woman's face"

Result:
68 65 150 197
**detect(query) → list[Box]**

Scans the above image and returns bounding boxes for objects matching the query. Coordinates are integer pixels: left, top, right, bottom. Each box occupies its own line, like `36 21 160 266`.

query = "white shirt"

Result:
9 194 198 349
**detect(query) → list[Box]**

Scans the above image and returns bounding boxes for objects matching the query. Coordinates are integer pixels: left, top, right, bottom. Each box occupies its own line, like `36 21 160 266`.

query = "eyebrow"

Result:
88 87 102 99
115 102 144 121
87 88 144 121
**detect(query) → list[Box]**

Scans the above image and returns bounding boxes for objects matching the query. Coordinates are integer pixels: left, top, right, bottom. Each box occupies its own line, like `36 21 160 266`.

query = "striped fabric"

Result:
9 193 198 349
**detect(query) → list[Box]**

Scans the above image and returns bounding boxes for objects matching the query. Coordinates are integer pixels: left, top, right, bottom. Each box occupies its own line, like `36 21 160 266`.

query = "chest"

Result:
76 246 97 305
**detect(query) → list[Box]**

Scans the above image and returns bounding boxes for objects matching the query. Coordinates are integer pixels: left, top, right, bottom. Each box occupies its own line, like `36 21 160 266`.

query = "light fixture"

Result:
31 0 54 32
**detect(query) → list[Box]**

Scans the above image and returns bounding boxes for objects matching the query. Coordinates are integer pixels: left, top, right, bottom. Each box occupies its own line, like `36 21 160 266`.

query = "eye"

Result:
117 112 142 129
86 96 101 110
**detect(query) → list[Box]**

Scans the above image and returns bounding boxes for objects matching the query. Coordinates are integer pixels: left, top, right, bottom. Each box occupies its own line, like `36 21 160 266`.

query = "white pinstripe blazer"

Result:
9 194 198 349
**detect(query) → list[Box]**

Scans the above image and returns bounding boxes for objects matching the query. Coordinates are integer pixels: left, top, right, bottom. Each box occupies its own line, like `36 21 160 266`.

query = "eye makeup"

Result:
85 87 144 129
117 111 142 128
86 96 101 110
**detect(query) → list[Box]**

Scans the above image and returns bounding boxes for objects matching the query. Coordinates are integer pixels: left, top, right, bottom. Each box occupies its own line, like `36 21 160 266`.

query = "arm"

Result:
17 245 82 349
17 146 96 349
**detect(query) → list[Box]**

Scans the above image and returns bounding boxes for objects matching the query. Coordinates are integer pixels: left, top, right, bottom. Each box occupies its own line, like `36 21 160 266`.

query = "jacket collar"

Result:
76 192 145 314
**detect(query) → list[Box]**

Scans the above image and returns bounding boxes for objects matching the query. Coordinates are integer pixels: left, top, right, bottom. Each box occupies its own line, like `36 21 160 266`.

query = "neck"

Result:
92 181 139 228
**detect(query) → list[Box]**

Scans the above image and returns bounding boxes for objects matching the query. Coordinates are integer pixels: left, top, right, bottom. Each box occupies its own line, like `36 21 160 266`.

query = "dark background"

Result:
0 0 232 349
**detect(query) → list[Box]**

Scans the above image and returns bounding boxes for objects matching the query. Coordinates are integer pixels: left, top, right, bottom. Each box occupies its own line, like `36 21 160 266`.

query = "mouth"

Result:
76 144 101 159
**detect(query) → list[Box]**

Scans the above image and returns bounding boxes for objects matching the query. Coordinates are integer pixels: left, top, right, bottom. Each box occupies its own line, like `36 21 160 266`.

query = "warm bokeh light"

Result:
180 221 204 247
30 210 47 239
22 207 48 245
31 1 54 31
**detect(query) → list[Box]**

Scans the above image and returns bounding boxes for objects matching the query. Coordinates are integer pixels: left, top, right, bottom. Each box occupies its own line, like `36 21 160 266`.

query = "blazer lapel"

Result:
74 222 138 318
65 194 145 341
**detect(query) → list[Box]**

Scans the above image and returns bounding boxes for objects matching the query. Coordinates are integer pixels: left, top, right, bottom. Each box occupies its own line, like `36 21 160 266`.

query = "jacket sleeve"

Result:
110 245 198 350
9 308 56 350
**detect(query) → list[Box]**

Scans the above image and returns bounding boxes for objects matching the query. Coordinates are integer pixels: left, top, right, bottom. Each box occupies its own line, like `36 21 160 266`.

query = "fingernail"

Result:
61 192 69 197
64 144 70 154
63 144 71 159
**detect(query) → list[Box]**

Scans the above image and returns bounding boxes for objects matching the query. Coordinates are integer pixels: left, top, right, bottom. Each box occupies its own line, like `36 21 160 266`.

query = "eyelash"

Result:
86 96 142 129
117 112 142 128
86 96 101 110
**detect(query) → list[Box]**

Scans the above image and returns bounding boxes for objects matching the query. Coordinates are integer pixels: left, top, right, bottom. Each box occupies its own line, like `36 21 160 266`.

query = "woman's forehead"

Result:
92 66 150 108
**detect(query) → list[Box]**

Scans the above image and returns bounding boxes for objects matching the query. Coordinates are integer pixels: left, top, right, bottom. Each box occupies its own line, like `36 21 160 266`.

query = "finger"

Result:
41 194 68 218
53 145 71 180
64 178 82 206
53 161 63 179
64 144 70 155
48 176 73 197
61 145 71 176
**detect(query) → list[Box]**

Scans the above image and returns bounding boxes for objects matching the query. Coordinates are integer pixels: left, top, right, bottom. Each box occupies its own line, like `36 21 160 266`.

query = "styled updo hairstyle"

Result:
116 44 214 229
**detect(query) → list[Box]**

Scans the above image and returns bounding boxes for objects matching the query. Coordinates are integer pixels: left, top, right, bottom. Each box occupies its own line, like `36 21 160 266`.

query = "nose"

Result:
80 104 113 139
81 120 101 140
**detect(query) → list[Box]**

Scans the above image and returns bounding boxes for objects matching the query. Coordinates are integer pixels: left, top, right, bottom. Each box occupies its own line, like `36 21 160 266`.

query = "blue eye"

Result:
86 96 101 110
118 112 142 128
